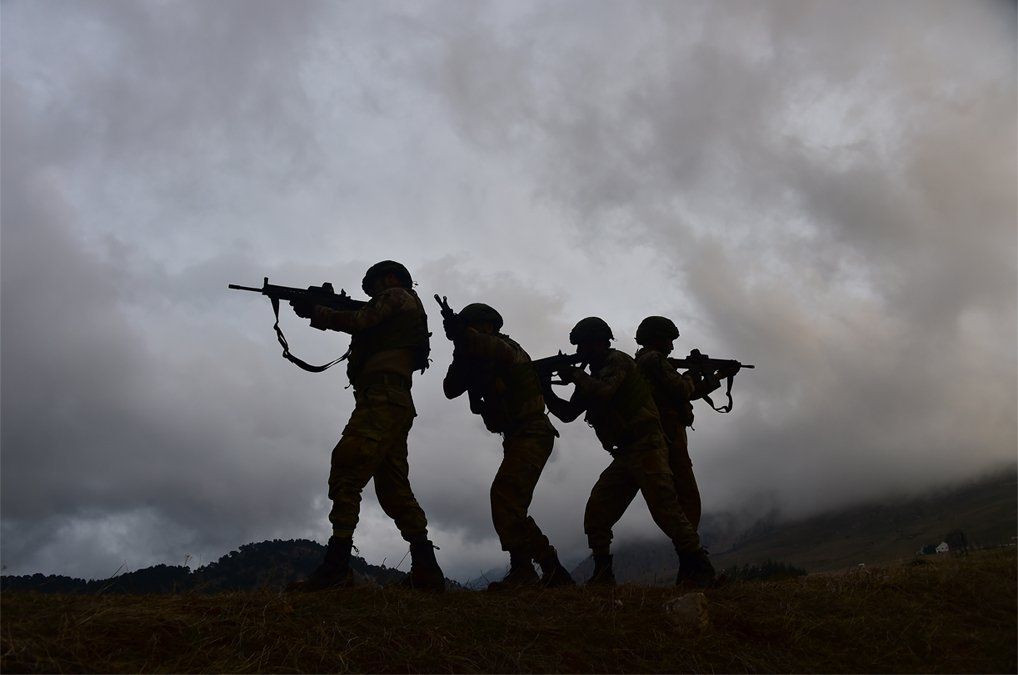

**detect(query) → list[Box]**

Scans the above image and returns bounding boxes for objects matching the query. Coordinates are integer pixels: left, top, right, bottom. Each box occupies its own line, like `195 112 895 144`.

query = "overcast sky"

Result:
2 0 1015 582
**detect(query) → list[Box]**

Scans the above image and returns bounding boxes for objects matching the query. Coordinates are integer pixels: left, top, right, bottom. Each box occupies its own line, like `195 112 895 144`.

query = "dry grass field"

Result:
2 548 1014 673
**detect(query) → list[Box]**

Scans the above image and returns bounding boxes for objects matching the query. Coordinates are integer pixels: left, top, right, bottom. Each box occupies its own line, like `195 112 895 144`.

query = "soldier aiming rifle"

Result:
436 295 575 589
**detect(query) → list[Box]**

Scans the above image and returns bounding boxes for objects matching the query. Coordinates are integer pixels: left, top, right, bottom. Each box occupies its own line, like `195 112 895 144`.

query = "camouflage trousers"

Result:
490 432 555 560
327 383 429 542
667 426 702 530
584 443 701 556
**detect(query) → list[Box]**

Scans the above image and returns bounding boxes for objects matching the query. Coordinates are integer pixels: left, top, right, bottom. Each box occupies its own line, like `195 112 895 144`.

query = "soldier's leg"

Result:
668 427 702 530
628 445 701 554
371 391 444 591
327 433 387 539
583 458 640 556
372 409 429 543
490 433 554 559
329 385 409 539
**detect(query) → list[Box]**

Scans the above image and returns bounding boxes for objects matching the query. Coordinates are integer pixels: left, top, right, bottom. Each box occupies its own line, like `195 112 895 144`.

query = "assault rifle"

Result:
432 294 483 414
433 294 461 339
668 348 754 413
229 277 368 372
532 351 586 385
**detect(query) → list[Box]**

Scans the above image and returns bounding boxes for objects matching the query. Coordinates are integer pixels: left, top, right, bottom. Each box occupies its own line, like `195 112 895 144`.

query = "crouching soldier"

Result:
634 316 731 532
287 260 445 592
541 317 716 588
442 302 574 589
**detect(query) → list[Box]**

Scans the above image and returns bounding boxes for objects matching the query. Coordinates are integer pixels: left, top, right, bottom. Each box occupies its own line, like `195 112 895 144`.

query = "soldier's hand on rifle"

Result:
443 314 464 341
289 299 315 320
557 366 583 384
715 363 741 378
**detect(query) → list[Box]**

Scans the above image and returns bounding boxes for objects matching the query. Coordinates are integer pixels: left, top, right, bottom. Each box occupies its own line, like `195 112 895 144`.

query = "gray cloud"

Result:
2 1 1014 581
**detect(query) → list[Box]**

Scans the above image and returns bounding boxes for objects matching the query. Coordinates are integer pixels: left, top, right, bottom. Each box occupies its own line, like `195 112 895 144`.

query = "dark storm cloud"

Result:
2 1 1014 581
1 0 340 577
413 0 1017 517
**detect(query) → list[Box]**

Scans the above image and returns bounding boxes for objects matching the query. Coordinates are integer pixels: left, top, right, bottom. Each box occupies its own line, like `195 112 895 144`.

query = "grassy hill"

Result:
0 539 456 595
2 549 1014 673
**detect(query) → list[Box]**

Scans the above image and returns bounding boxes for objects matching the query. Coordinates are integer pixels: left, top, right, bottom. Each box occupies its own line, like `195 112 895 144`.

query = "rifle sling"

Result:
271 296 348 373
701 373 736 413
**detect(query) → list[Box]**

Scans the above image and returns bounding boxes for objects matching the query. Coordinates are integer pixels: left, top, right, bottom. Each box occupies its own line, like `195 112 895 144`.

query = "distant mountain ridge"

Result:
5 469 1014 593
0 539 452 594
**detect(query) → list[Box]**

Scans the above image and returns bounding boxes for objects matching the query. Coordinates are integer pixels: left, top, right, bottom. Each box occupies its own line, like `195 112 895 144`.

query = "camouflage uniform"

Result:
311 286 431 542
444 329 559 560
635 347 704 529
571 350 701 556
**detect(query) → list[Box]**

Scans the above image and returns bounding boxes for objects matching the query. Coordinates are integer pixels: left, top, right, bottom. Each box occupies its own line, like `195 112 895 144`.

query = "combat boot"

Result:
585 553 616 587
403 540 446 592
676 546 716 588
536 546 575 588
487 551 540 590
287 536 354 592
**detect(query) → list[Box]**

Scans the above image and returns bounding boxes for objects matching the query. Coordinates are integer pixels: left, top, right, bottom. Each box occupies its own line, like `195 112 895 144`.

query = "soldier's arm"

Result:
572 356 630 403
310 287 409 334
542 380 586 422
691 370 723 400
443 358 469 400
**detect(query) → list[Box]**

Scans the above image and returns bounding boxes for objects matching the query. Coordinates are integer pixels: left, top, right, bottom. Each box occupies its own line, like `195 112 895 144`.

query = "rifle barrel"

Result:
228 284 262 292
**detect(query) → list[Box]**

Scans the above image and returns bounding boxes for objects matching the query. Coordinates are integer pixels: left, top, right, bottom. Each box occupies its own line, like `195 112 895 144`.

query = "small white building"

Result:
935 542 950 554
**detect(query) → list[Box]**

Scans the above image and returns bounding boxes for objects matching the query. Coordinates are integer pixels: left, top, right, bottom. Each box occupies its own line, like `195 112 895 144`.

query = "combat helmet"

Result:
362 260 412 294
458 303 503 331
635 316 679 345
569 317 614 345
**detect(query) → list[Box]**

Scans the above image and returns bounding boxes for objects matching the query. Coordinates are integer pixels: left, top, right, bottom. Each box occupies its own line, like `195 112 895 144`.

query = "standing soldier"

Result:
441 302 574 589
634 316 732 531
542 317 716 587
287 261 445 592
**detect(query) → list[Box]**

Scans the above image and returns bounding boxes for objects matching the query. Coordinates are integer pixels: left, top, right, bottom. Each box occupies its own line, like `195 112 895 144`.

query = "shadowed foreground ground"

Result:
2 549 1014 673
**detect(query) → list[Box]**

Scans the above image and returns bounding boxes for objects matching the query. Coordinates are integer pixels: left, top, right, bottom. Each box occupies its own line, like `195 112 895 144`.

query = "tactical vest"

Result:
346 289 431 383
584 351 659 451
465 335 546 434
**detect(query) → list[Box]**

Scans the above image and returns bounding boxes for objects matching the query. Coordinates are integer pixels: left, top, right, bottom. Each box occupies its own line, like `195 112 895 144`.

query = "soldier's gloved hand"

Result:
443 315 464 341
700 371 722 393
557 366 582 384
290 299 314 319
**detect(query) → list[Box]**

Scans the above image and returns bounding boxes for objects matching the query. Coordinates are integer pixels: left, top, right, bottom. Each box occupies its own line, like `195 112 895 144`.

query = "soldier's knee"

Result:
376 479 417 511
583 503 602 532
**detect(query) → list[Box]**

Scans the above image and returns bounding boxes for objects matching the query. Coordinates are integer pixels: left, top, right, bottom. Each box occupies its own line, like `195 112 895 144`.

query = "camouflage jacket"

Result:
445 329 557 437
635 346 698 433
572 349 663 453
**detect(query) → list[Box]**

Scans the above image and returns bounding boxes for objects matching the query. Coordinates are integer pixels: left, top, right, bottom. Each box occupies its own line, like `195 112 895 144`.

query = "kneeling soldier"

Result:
288 261 445 592
443 303 574 589
542 317 716 588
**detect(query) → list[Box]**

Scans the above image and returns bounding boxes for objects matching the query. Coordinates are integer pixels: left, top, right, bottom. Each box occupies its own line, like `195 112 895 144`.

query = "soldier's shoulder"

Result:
635 348 668 368
608 349 636 366
496 333 531 363
603 349 636 374
377 286 419 310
